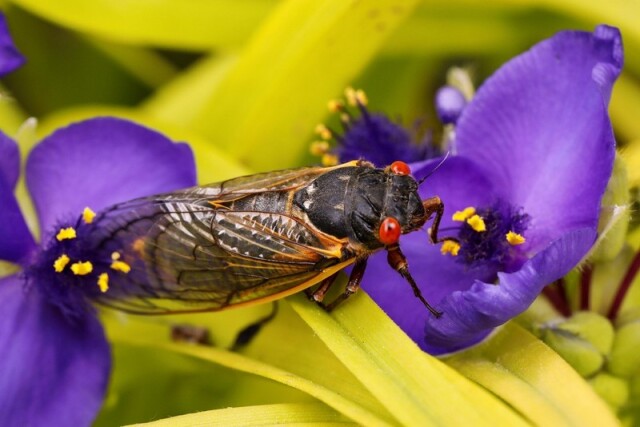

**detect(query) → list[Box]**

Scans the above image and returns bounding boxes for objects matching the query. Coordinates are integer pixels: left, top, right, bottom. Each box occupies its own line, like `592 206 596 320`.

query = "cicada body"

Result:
81 160 448 316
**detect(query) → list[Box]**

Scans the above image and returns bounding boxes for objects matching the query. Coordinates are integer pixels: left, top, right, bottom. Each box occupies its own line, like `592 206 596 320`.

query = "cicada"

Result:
87 159 450 317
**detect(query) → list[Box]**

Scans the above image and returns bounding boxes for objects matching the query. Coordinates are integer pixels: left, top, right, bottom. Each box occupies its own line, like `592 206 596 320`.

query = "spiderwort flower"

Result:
310 87 435 167
0 12 24 77
0 118 196 425
327 26 622 355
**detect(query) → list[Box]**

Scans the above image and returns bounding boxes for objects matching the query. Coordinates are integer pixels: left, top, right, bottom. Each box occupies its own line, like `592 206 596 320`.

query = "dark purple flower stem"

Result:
579 264 593 311
542 278 572 317
607 250 640 321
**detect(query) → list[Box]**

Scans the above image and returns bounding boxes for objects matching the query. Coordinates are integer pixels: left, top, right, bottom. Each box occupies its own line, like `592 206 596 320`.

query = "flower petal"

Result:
0 275 110 426
0 13 25 77
26 117 196 234
455 26 620 251
423 228 596 354
0 130 19 189
0 131 34 262
0 178 35 264
363 157 498 346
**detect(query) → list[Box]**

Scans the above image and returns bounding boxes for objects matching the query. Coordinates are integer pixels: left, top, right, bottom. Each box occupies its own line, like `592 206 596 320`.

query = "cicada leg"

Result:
423 196 459 245
322 258 368 312
387 245 442 318
231 302 279 350
305 274 339 303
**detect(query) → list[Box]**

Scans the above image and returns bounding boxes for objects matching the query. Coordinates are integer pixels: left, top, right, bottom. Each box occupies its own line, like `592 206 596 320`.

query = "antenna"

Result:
417 152 450 186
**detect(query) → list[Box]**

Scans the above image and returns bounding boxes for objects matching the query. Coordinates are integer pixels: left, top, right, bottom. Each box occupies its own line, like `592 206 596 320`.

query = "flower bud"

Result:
590 155 630 262
539 333 602 378
589 372 629 411
608 313 640 377
556 312 614 355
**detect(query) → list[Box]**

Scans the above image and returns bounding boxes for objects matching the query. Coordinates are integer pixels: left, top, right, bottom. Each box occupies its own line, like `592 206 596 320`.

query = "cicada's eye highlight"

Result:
390 161 411 176
379 217 401 245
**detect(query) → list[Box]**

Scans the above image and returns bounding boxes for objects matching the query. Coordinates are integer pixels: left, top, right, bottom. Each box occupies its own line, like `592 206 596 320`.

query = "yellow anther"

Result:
345 87 368 106
452 207 476 222
467 215 486 232
70 261 93 276
53 254 70 272
82 207 96 224
314 124 332 140
345 87 357 105
506 231 526 245
97 273 109 293
340 113 350 123
441 240 461 256
355 89 368 106
327 99 344 112
321 153 339 166
56 227 77 241
111 251 121 261
310 141 329 156
111 260 131 274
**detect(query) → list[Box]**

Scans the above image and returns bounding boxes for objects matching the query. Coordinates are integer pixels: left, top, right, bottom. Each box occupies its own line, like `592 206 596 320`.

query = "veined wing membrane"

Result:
92 201 346 314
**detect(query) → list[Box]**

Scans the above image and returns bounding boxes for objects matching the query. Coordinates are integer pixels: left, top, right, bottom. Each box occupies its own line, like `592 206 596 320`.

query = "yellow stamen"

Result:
111 251 121 261
53 254 70 272
97 273 109 293
506 231 526 245
70 261 93 276
441 240 461 256
452 207 476 222
310 141 329 156
327 99 343 112
111 260 131 274
314 123 332 140
340 113 350 123
82 207 96 224
355 89 368 106
467 215 486 232
345 87 368 106
321 153 339 166
56 227 77 241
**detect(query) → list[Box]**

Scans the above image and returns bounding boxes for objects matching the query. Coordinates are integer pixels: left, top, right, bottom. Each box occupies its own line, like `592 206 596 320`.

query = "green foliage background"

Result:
1 1 639 425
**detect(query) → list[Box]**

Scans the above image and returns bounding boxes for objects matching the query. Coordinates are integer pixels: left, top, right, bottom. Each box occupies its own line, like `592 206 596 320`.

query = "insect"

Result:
88 159 450 318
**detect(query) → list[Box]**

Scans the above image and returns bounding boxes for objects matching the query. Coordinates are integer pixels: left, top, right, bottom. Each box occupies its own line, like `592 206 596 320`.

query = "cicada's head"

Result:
346 161 428 250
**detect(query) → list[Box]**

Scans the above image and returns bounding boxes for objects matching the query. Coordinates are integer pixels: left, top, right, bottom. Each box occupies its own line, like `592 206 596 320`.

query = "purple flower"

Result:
0 12 24 76
350 26 622 354
0 118 195 425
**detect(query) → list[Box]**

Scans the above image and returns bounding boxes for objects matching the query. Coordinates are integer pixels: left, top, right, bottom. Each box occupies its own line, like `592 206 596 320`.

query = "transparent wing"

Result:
87 190 348 314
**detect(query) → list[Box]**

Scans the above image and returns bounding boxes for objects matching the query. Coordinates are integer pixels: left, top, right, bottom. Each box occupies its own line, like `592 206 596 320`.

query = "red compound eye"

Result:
379 217 401 245
390 160 411 176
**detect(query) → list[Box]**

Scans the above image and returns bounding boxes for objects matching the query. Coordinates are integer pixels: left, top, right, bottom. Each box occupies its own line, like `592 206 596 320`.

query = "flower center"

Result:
23 207 131 320
309 87 437 167
442 202 530 273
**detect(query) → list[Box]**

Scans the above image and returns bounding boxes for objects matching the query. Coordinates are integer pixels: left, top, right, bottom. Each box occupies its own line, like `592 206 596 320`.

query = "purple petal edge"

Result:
423 228 596 354
0 13 25 77
454 25 620 253
26 117 196 235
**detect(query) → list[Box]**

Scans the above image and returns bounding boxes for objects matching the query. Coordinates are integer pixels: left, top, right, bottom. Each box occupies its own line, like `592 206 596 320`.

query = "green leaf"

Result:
188 0 424 170
141 54 239 129
8 0 278 49
128 402 354 427
288 293 528 426
446 322 619 426
104 310 395 427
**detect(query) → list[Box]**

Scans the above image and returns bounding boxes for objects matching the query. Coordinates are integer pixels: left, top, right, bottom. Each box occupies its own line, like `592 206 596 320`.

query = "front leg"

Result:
387 245 441 318
423 196 458 245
